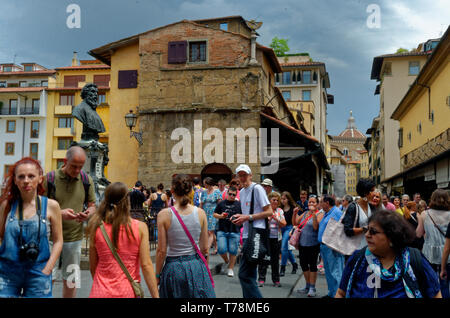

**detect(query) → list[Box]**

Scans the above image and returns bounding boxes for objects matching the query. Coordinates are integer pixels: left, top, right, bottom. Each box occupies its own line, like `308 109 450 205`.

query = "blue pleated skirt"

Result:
159 254 216 298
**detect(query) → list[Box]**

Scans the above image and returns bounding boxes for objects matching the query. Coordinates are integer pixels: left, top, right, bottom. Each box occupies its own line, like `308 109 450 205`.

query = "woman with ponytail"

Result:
0 157 63 297
156 174 215 298
88 182 159 298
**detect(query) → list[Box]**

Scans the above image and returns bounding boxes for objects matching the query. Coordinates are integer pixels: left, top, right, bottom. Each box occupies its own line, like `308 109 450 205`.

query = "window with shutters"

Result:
398 128 403 148
168 41 187 64
188 41 207 63
94 74 110 87
64 75 85 88
59 94 75 106
118 70 138 89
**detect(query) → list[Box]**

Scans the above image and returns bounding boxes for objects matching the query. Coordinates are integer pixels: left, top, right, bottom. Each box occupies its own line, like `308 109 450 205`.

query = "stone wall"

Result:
135 21 280 187
138 111 262 187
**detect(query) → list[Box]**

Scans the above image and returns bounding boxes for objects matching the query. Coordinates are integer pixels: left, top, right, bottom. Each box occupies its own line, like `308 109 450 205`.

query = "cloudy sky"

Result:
1 0 448 135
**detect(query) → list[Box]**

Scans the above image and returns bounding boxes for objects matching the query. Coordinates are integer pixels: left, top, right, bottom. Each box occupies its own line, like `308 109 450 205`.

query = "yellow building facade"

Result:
90 42 140 187
45 59 111 174
346 161 359 196
359 150 369 179
390 27 450 198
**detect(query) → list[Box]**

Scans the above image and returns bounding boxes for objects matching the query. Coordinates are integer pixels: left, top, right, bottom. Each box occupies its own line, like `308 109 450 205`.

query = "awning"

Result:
260 112 330 170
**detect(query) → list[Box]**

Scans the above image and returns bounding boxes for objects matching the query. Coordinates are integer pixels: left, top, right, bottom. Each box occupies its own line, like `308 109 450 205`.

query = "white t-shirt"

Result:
239 183 270 239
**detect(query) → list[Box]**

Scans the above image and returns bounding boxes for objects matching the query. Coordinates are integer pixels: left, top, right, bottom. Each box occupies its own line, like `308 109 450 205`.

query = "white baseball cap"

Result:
235 164 251 175
261 178 273 187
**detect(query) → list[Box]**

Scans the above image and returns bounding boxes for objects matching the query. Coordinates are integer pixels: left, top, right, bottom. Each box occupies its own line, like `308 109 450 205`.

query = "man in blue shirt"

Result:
296 190 309 214
318 195 345 298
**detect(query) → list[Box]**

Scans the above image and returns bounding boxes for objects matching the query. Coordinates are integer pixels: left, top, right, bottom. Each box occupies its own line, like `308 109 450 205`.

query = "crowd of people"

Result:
0 148 449 299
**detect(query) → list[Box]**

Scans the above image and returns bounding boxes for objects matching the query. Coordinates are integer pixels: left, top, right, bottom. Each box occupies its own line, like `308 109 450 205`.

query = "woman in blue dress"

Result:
200 177 221 263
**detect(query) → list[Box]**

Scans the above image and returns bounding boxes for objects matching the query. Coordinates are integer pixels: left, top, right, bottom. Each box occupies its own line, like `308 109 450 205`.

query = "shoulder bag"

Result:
170 206 215 288
100 222 145 298
321 203 364 256
288 212 315 249
242 185 271 265
427 211 446 237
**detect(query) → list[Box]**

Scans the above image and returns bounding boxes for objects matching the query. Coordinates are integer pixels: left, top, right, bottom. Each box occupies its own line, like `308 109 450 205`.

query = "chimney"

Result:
71 51 78 66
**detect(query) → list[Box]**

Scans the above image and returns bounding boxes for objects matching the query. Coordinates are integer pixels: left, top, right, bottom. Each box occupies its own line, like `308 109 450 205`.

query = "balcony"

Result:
19 107 40 115
0 107 17 115
54 127 75 137
53 150 67 159
55 105 73 115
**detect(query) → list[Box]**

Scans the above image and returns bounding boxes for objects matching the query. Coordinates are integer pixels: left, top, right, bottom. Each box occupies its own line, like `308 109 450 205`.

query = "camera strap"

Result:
18 196 42 247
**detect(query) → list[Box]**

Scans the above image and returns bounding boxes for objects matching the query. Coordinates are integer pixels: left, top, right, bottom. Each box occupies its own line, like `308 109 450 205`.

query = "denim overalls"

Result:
0 196 52 298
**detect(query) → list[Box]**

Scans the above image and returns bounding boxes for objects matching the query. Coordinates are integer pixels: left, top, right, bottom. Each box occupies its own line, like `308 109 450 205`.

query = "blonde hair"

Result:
268 191 281 208
417 200 427 214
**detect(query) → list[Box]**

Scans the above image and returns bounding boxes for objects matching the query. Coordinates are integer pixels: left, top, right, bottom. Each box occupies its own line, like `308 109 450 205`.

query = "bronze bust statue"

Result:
72 83 106 141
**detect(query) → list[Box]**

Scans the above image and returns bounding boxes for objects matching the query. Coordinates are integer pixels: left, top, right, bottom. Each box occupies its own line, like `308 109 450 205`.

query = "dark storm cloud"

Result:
0 0 447 134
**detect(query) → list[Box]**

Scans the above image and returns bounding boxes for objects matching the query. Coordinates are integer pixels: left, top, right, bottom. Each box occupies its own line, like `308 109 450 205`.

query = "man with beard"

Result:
72 83 106 141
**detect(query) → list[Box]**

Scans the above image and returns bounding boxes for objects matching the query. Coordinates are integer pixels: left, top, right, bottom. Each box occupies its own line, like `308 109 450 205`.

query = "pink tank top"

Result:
89 219 141 298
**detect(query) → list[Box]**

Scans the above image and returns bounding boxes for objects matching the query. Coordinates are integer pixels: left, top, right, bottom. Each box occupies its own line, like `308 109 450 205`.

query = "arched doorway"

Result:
201 163 233 184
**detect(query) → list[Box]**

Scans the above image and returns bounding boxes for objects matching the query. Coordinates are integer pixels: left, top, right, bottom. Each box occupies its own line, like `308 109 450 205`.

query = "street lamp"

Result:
124 109 143 146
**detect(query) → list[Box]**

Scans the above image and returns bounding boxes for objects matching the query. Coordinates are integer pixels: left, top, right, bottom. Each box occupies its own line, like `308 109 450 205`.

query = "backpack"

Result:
193 187 202 207
47 170 91 209
347 246 427 298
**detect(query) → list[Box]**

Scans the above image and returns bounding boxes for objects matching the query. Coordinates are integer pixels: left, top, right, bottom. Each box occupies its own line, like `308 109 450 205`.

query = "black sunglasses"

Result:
228 193 237 196
363 226 384 236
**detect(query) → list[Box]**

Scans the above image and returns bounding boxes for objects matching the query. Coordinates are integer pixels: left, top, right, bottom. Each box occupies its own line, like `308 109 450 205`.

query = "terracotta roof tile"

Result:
280 62 325 67
338 128 366 139
55 65 110 70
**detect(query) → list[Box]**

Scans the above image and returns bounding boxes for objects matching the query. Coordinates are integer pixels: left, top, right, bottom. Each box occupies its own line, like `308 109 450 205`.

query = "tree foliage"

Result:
270 37 290 56
396 48 409 54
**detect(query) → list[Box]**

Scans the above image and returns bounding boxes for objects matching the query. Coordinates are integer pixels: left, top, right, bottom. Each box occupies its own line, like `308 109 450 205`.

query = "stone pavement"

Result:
52 247 329 298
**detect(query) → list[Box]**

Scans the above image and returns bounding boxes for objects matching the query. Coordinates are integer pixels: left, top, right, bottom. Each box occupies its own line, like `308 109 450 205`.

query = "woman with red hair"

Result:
0 157 63 297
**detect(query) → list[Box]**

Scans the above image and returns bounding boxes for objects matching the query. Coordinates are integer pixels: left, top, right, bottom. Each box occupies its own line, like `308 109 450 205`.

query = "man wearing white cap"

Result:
231 164 272 298
261 178 273 195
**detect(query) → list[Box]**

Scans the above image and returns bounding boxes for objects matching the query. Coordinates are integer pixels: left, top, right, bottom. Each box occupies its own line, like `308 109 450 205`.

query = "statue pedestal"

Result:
72 139 110 204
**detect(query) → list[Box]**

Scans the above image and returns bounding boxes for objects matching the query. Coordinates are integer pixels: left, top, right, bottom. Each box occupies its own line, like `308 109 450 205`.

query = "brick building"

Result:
89 16 330 198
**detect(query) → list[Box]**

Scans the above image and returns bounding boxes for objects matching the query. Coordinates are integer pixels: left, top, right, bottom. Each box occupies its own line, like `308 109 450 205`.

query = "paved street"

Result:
51 247 329 298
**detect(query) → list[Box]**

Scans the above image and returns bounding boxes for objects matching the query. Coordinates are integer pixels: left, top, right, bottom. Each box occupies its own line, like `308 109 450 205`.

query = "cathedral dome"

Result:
338 111 366 139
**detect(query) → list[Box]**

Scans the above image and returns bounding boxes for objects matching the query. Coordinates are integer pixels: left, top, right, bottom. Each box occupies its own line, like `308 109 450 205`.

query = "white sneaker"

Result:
227 269 234 277
308 288 317 297
296 287 309 294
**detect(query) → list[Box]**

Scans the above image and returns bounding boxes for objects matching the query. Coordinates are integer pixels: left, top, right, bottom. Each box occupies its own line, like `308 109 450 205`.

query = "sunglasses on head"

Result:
309 195 317 198
363 226 383 236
